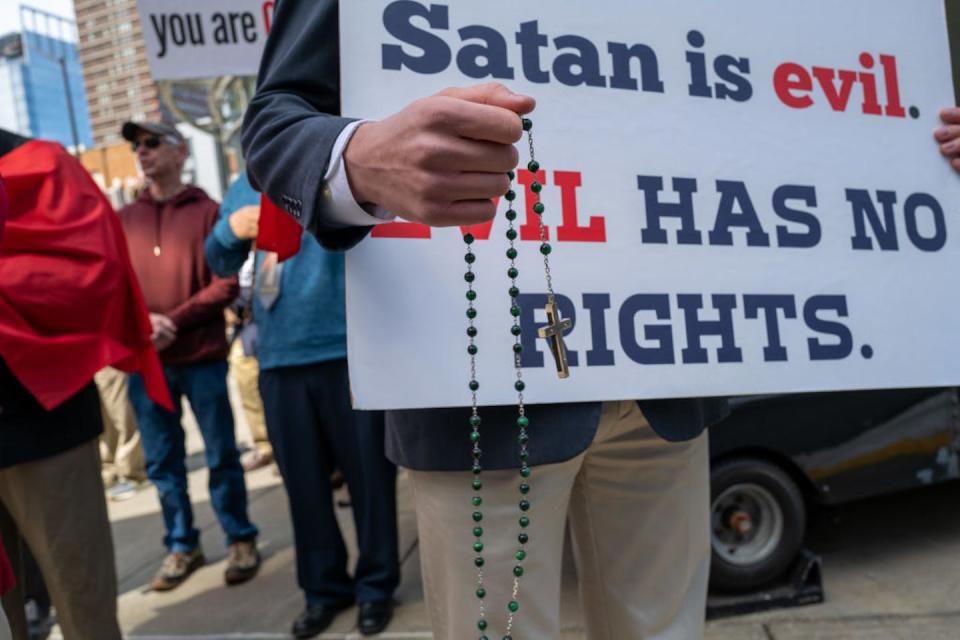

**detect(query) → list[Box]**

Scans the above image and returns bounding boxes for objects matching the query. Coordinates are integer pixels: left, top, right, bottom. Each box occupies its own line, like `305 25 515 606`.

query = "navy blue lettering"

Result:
678 294 743 364
744 295 797 362
773 185 821 248
709 180 771 247
713 55 753 102
583 293 615 366
804 295 853 360
618 294 675 365
846 189 899 251
552 35 605 87
456 25 514 79
903 193 947 252
637 176 702 245
516 21 550 83
685 30 712 98
607 42 664 92
382 1 451 74
518 293 578 368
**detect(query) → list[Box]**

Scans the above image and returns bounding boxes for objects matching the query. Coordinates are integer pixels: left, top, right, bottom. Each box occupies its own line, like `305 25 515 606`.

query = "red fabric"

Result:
0 174 7 244
0 141 172 411
256 194 302 261
0 538 13 596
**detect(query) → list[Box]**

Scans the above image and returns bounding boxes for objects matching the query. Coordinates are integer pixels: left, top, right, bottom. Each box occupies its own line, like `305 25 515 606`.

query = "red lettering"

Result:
554 171 606 243
773 63 813 109
879 54 906 118
811 66 858 112
371 219 431 239
858 53 882 116
262 1 274 33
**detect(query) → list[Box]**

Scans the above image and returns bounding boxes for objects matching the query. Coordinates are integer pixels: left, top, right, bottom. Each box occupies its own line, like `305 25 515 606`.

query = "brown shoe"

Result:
242 449 274 472
224 540 261 586
151 548 204 591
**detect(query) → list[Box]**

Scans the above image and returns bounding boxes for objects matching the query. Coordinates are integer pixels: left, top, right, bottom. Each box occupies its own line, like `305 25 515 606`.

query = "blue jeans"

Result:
128 360 258 552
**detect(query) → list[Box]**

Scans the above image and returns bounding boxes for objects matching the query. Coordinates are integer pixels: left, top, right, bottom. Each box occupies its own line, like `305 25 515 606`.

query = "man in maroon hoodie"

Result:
119 121 260 592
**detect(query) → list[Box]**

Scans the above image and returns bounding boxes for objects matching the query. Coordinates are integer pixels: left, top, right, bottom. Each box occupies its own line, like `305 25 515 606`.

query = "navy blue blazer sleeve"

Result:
241 0 372 251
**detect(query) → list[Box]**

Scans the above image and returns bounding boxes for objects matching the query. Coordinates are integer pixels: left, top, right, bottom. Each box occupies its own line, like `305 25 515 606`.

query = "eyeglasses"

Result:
132 137 162 152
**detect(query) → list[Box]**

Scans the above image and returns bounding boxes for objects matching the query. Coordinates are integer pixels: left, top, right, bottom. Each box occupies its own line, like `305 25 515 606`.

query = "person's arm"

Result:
242 0 534 251
205 206 256 277
936 107 960 175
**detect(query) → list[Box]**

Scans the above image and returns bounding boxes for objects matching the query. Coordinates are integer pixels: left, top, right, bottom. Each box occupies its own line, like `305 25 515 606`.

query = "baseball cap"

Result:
121 121 186 145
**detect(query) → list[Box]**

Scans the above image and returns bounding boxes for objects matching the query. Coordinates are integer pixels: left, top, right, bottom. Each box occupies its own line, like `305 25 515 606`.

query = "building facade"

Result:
74 0 160 146
0 10 94 150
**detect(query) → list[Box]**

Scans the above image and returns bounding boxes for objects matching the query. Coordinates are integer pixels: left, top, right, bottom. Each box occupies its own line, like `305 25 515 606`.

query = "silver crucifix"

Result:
538 298 572 379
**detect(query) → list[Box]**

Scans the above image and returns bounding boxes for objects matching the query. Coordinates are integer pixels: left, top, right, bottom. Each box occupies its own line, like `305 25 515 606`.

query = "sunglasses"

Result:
132 137 162 151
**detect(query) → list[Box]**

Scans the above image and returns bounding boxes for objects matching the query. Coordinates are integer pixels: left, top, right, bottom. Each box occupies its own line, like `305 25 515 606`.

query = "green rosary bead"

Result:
531 182 542 194
472 464 482 474
473 511 483 522
513 344 523 354
519 499 530 511
472 496 482 507
507 267 519 279
519 483 530 494
516 549 527 561
506 228 518 241
509 287 520 298
508 600 520 613
507 170 515 180
469 380 479 391
464 233 475 244
477 587 487 599
505 209 517 221
464 271 475 283
470 415 481 426
504 190 516 202
465 252 476 264
506 248 518 260
513 565 524 577
511 325 522 336
474 526 483 537
478 619 488 631
468 345 478 356
533 202 545 215
516 416 529 428
470 431 480 443
520 466 531 478
474 541 484 553
510 305 522 318
472 480 482 491
515 380 525 391
519 516 530 528
467 326 478 337
466 290 477 301
528 160 540 172
518 433 529 445
540 243 552 255
475 557 485 568
521 118 533 131
467 308 477 320
518 533 529 544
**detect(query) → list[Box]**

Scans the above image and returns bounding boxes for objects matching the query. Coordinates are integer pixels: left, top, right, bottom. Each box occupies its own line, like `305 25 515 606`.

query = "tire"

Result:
709 457 806 593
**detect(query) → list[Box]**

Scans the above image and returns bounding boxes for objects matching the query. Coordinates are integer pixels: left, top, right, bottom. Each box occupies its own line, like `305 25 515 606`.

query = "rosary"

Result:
462 115 571 640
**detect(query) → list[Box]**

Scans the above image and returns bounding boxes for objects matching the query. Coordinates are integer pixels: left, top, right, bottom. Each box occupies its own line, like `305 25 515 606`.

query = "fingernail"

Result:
935 127 950 140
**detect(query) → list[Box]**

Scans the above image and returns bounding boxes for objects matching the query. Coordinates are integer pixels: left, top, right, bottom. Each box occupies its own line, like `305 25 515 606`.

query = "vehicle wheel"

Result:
709 457 806 592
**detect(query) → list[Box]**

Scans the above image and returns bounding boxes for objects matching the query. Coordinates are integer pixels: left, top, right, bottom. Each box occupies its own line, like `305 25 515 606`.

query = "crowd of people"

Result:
0 7 958 638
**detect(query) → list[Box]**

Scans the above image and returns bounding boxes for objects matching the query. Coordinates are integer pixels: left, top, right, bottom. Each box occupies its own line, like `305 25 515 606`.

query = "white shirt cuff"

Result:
321 120 395 227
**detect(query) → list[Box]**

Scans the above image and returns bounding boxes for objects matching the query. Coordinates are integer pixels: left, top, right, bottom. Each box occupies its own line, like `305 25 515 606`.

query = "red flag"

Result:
256 194 302 261
0 141 173 411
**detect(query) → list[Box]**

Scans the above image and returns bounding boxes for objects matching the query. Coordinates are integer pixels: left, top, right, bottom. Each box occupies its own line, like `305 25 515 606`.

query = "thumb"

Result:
438 83 536 115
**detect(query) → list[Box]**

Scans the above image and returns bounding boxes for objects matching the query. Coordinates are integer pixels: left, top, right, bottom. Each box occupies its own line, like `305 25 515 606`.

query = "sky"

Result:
0 0 76 36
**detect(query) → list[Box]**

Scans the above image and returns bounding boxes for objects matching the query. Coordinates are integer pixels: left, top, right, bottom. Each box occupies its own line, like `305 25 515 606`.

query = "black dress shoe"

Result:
292 602 353 639
358 600 394 636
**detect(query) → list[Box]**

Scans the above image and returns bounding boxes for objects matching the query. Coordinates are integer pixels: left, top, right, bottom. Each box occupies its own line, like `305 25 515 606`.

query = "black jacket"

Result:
242 0 728 471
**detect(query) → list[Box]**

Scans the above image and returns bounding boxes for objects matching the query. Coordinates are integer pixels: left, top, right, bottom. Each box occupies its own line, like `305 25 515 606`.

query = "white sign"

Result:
341 0 960 410
136 0 273 80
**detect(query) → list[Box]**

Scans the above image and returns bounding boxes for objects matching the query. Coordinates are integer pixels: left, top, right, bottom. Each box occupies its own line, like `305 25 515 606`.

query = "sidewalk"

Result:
72 406 960 639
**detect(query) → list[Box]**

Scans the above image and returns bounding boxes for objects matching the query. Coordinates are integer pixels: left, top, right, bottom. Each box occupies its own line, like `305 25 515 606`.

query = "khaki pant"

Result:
0 440 122 640
228 339 271 455
410 400 711 640
96 366 146 482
